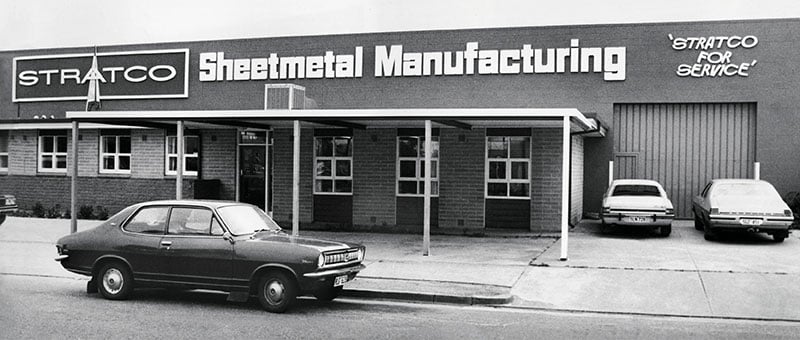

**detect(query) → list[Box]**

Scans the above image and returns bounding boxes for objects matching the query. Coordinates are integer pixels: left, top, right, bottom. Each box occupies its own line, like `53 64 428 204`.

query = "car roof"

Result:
611 179 663 186
711 179 768 184
135 200 248 209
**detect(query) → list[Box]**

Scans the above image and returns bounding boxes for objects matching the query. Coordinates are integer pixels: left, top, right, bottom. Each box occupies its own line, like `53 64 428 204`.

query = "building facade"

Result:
1 19 798 232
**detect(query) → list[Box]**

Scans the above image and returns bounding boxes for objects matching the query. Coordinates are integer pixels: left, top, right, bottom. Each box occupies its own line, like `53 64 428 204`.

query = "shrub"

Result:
45 204 63 218
77 205 95 219
93 206 109 220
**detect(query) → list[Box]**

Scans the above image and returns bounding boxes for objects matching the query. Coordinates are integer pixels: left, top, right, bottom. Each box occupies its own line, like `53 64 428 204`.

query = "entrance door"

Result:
239 145 266 210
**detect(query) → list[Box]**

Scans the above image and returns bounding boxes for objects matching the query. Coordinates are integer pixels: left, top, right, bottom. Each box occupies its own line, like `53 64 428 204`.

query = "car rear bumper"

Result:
602 213 674 226
708 218 792 232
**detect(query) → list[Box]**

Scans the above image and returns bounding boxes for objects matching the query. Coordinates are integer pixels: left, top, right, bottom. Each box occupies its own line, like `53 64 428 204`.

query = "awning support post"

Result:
754 162 760 180
560 115 570 261
423 120 432 256
176 120 184 199
70 121 79 234
292 120 300 237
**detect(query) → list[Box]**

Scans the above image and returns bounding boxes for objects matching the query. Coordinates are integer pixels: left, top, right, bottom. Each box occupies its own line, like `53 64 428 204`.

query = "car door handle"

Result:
161 241 172 247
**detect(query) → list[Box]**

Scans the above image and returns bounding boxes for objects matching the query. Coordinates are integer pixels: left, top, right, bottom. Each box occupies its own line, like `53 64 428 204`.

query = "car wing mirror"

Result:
222 232 235 245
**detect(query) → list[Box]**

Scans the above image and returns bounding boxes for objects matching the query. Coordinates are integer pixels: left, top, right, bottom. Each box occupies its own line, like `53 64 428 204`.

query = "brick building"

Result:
1 19 798 233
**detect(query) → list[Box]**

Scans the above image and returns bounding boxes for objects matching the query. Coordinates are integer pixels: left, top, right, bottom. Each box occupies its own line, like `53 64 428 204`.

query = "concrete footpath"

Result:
1 217 799 321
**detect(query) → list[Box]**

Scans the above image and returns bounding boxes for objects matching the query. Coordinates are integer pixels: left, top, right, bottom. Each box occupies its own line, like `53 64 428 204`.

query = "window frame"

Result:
38 133 68 173
485 136 531 199
99 134 132 174
313 136 353 195
165 135 200 176
396 135 439 197
0 130 8 172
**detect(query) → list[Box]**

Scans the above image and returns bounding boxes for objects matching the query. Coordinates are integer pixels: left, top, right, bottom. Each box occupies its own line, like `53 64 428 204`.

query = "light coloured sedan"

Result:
601 179 675 236
693 179 794 242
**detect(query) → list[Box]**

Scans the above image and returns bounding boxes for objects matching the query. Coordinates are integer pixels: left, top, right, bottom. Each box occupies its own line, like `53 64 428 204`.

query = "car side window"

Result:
168 207 214 236
123 206 169 234
211 217 224 236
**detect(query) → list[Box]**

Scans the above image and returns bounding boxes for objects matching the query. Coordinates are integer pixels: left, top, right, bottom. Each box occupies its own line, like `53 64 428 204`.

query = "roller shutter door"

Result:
613 103 756 218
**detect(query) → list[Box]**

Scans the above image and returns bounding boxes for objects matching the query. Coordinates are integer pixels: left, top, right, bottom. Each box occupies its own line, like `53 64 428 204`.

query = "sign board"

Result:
13 49 189 102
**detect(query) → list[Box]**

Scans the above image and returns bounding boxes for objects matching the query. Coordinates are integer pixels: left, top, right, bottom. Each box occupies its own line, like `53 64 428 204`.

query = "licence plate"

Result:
626 216 650 223
333 275 349 287
740 219 763 226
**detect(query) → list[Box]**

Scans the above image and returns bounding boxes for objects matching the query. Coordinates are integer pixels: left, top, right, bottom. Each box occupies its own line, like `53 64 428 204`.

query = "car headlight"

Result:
317 253 325 268
357 248 365 262
5 197 14 205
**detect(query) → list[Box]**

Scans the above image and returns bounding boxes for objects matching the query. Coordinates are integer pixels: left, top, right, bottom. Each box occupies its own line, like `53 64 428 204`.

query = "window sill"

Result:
36 172 68 177
98 173 132 179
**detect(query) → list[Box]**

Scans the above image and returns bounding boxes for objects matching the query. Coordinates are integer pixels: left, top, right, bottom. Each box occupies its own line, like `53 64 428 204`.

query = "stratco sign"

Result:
13 49 189 102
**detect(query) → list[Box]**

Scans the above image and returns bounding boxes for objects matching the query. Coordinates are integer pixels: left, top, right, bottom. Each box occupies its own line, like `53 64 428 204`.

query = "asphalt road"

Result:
1 274 797 340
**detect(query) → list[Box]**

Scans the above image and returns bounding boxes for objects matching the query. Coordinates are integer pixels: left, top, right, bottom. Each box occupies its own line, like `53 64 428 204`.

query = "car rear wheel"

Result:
97 262 133 300
694 212 704 231
773 231 788 243
257 271 297 313
314 284 343 302
0 213 6 225
659 224 672 237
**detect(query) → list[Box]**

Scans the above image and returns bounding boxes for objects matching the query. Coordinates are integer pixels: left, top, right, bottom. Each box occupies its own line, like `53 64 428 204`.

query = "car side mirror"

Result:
222 232 235 245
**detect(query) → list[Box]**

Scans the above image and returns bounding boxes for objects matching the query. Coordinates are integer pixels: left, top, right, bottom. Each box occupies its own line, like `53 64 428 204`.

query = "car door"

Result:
160 206 234 287
119 205 170 281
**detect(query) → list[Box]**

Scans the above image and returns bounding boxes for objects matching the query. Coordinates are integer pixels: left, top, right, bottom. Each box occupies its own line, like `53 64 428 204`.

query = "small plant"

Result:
45 204 63 218
77 205 95 219
93 206 109 220
31 202 45 218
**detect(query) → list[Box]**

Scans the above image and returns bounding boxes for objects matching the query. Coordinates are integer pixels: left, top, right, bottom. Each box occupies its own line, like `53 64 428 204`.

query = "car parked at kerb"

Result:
0 194 18 225
55 200 365 313
693 179 794 242
601 179 674 236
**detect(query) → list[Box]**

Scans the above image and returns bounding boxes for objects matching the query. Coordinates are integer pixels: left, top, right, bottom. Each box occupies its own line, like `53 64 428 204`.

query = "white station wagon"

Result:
601 179 675 236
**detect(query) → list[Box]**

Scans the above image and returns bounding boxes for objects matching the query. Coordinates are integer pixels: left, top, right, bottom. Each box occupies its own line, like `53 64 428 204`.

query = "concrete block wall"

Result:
131 129 165 179
9 130 37 176
530 128 563 231
571 135 584 225
272 127 314 225
352 128 396 228
439 128 485 229
76 130 98 177
201 129 237 200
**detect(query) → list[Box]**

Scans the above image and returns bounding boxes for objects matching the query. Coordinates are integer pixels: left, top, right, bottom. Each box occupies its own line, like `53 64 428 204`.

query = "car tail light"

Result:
666 208 674 215
317 254 324 268
602 207 610 213
4 197 14 205
786 210 794 217
710 208 719 215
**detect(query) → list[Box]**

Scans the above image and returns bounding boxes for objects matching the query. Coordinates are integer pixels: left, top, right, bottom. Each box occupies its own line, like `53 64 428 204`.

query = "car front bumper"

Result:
299 263 365 293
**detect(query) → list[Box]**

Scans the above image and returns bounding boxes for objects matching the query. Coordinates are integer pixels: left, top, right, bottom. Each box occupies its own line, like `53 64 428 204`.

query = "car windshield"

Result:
713 182 777 199
612 185 661 197
216 205 282 236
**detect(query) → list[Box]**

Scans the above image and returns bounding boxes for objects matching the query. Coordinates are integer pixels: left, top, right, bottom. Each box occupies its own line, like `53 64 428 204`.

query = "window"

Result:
123 206 169 234
397 136 439 196
612 185 661 197
0 130 8 172
166 135 200 176
314 136 353 194
486 136 530 198
38 132 68 173
167 207 221 236
100 134 131 174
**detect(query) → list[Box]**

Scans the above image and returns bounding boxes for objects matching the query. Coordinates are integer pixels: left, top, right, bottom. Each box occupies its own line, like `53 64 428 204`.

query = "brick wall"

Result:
352 128 396 228
439 128 485 229
272 127 314 225
9 130 37 176
131 129 165 179
530 128 563 232
0 175 193 215
571 135 584 225
76 130 98 177
201 129 236 200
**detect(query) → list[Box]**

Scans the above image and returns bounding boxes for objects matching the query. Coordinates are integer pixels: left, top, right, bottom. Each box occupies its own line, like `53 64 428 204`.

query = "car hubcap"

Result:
266 280 284 304
103 268 124 295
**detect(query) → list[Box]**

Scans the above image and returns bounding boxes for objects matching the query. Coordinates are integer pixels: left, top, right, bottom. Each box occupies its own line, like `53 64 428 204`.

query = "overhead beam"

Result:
189 119 272 130
303 119 367 130
78 119 176 130
433 119 472 130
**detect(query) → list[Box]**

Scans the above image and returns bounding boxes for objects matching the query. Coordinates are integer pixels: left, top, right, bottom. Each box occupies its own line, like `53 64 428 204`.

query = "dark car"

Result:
0 194 18 225
692 179 794 242
55 200 365 313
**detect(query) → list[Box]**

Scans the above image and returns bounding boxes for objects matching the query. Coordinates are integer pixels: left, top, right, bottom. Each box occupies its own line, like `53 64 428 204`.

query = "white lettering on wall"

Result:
669 34 758 78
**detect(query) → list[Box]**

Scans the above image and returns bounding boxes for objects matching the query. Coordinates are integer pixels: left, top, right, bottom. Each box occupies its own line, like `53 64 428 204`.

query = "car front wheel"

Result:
97 262 133 300
257 271 297 313
314 284 343 302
